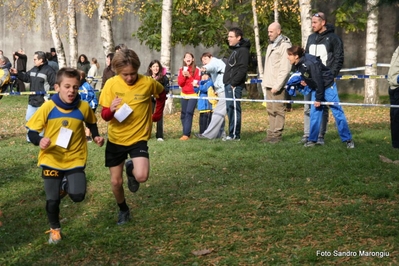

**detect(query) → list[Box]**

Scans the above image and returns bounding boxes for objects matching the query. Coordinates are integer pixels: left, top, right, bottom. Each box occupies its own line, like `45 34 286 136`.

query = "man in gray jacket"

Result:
261 22 292 143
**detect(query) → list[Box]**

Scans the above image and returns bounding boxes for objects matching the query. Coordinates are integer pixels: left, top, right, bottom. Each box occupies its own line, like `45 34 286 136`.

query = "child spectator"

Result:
26 67 104 244
195 72 215 134
79 70 99 142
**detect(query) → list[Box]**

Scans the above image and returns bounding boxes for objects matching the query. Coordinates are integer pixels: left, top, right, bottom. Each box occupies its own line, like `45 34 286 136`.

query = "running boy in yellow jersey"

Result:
26 68 104 244
99 49 166 225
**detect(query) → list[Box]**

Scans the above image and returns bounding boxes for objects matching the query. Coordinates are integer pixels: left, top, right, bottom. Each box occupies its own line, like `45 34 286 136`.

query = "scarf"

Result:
52 93 81 110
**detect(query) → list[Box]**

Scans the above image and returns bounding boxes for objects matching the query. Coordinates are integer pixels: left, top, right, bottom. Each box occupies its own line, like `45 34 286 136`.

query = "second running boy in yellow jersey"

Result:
99 48 166 225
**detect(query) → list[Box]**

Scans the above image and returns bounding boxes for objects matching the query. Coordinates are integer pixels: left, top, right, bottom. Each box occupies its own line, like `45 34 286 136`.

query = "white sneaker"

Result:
157 138 164 141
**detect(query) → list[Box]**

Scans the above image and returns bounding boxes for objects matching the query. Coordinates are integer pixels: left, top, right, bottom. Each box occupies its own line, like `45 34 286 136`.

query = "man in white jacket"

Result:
261 22 292 143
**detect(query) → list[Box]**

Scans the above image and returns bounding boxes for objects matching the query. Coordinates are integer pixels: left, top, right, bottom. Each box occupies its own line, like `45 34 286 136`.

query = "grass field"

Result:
0 94 398 265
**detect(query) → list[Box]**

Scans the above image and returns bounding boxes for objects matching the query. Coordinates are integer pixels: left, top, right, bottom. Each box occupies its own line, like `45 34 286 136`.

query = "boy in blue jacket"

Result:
195 72 215 133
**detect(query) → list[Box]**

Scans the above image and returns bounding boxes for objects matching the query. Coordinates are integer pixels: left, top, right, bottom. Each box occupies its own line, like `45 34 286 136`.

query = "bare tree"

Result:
364 0 379 104
161 0 175 115
298 0 312 48
98 0 115 56
46 0 66 68
68 0 78 68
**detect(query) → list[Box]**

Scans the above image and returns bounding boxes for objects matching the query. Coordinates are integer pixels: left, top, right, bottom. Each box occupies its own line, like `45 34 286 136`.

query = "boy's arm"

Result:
27 130 42 146
86 122 100 138
101 107 114 121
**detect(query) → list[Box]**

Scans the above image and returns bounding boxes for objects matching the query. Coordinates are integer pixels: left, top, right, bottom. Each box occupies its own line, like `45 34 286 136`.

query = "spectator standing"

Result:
302 12 344 145
77 54 90 75
177 52 201 140
287 46 354 148
79 70 99 142
13 49 28 92
101 53 115 91
99 49 166 225
10 51 56 142
0 50 11 69
261 22 292 143
0 55 10 99
146 59 169 141
26 67 104 244
195 72 214 134
88 57 100 89
46 52 59 73
50 48 58 63
388 46 399 148
223 27 251 141
196 52 226 139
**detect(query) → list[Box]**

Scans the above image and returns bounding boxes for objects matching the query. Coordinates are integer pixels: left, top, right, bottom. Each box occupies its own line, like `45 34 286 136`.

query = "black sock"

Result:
118 199 129 212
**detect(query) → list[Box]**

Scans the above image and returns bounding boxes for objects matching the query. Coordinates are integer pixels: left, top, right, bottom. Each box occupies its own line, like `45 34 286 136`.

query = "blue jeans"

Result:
225 84 243 139
309 83 352 142
180 98 197 136
26 104 43 141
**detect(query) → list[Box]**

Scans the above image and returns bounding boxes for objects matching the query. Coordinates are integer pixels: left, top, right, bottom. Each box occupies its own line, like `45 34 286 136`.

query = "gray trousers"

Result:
202 91 226 139
303 93 328 137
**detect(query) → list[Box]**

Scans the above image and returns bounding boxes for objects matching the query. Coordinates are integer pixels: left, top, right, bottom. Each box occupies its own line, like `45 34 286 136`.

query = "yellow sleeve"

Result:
207 86 218 109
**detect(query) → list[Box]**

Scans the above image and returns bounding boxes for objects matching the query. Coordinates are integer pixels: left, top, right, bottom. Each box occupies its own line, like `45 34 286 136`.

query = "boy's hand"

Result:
39 137 51 150
94 136 105 147
110 97 122 112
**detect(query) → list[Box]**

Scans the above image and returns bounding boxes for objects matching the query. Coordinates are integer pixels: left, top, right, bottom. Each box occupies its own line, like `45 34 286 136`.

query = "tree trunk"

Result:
46 0 66 68
274 0 279 22
252 0 263 77
364 0 379 104
68 0 78 68
298 0 312 48
161 0 175 115
98 0 115 57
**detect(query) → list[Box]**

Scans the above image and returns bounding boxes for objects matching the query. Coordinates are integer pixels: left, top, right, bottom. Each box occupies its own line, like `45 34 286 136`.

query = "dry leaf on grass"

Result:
379 155 399 164
191 249 213 256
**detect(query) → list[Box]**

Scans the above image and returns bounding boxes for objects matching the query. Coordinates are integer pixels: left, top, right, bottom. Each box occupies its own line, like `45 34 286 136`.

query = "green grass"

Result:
0 95 398 265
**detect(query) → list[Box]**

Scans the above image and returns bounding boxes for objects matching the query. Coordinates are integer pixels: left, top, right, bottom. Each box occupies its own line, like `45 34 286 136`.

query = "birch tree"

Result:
364 0 379 104
46 0 66 68
98 0 115 56
161 0 175 115
298 0 312 48
252 0 263 76
68 0 78 68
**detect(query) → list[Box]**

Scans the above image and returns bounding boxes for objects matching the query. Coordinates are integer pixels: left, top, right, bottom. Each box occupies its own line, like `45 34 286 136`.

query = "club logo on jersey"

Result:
62 120 68 126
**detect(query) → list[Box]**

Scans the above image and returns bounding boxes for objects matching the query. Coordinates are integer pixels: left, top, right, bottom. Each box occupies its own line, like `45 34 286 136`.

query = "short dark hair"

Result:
229 27 244 38
56 67 81 85
34 51 47 62
287 45 305 58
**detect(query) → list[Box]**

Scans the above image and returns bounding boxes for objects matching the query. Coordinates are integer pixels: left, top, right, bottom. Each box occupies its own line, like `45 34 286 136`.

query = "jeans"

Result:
304 93 328 137
225 84 243 139
26 104 43 141
389 87 399 148
180 98 197 136
309 83 352 142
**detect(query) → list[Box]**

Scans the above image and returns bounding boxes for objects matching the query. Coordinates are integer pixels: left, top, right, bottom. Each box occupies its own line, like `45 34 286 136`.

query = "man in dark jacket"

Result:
13 49 28 92
223 27 251 141
10 51 56 141
302 12 344 145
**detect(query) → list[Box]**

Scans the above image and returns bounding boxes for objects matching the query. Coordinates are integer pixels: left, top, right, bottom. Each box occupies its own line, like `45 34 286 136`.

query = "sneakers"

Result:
125 160 140 193
304 141 317 147
86 136 93 142
316 137 325 145
156 138 164 141
117 210 130 225
299 136 308 144
194 133 206 139
222 136 240 141
45 228 61 244
179 135 190 141
346 140 355 149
